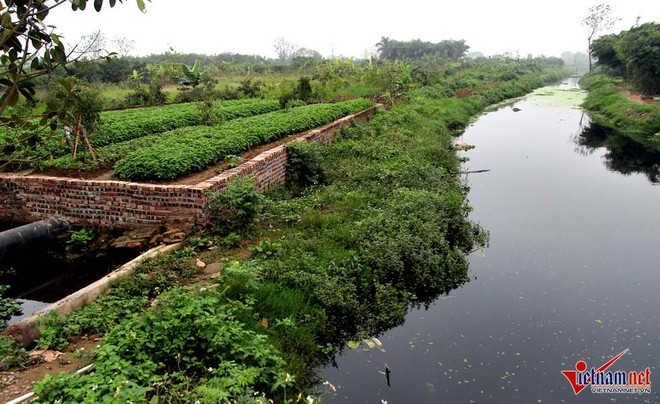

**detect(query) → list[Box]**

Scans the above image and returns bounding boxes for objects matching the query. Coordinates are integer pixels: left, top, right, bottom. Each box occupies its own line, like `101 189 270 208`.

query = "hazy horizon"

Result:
48 0 659 60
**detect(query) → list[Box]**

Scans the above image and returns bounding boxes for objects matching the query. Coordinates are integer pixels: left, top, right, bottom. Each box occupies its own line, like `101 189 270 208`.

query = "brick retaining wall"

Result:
0 107 376 228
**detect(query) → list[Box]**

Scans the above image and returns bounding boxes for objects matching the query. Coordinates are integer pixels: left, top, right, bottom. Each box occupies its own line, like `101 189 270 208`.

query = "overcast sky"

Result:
49 0 659 59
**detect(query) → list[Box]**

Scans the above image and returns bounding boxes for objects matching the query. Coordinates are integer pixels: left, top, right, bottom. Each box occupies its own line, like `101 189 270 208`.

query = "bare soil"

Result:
620 88 659 105
0 337 99 403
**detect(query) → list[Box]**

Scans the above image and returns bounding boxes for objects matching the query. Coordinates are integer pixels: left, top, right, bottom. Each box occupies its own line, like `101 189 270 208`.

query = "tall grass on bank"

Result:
580 73 660 151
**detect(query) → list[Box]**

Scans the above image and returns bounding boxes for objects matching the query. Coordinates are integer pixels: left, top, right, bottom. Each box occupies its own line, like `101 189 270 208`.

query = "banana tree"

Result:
179 60 202 89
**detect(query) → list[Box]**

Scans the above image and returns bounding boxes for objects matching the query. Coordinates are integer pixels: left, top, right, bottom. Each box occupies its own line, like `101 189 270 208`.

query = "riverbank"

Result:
580 73 660 151
1 61 567 402
320 81 660 403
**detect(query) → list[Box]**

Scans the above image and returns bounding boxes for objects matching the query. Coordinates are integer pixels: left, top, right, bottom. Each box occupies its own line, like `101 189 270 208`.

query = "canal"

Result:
319 85 660 402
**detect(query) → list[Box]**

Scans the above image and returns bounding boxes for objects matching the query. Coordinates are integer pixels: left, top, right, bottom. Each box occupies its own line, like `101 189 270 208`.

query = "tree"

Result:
178 60 203 88
273 37 296 62
1 0 146 169
111 36 136 57
77 30 108 59
375 37 469 61
614 23 660 95
292 47 322 59
582 4 620 71
0 0 147 115
45 77 103 161
590 34 624 75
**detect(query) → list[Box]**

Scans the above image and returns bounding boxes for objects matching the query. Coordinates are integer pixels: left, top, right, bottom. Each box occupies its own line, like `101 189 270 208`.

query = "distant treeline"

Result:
591 22 659 95
376 37 469 61
64 53 278 84
55 36 566 87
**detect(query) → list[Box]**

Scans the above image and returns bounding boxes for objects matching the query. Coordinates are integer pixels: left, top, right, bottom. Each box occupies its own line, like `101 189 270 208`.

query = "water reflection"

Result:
574 119 659 184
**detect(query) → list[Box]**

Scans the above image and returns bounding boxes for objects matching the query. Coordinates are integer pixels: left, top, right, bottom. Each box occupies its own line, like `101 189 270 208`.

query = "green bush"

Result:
67 228 95 247
0 335 27 371
35 249 200 351
285 140 327 191
0 284 21 329
207 176 264 234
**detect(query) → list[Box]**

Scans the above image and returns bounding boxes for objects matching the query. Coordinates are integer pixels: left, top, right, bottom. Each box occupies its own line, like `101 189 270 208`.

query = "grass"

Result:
580 72 660 151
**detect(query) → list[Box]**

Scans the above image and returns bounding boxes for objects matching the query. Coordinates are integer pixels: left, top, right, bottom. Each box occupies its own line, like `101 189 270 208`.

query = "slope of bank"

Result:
580 73 660 151
2 62 567 403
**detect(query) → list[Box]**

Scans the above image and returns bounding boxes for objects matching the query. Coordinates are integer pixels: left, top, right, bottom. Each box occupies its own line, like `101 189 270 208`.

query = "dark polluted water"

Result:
1 227 139 327
318 86 660 403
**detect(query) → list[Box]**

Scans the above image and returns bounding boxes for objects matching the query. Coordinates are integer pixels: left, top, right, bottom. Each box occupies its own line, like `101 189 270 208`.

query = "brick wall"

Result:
0 107 376 229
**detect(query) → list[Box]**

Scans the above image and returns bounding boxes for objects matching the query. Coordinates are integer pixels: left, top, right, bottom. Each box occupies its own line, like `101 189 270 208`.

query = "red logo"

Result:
561 349 652 395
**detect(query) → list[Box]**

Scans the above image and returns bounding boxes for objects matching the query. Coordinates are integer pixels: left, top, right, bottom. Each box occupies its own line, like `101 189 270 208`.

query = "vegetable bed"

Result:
43 100 283 170
92 99 281 147
114 99 373 181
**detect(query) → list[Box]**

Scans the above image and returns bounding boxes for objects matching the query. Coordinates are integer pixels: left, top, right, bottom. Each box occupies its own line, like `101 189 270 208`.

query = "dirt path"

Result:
0 337 99 402
620 88 659 105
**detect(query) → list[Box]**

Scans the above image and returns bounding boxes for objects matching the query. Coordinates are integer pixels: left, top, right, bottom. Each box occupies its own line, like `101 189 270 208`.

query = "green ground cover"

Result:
580 73 660 151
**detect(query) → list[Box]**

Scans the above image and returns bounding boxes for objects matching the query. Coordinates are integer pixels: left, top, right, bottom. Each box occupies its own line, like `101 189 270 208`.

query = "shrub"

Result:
238 77 264 98
67 228 95 247
207 176 264 234
0 284 21 329
0 335 27 370
285 140 327 192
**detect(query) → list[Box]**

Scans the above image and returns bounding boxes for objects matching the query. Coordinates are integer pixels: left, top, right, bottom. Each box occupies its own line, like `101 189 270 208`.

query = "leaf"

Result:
136 0 146 12
19 87 35 102
6 86 19 106
347 341 360 349
94 0 103 11
192 59 201 74
63 77 75 92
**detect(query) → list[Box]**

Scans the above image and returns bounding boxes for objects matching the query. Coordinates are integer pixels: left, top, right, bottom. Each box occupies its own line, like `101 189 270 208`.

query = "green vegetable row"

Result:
43 131 177 170
91 99 281 147
42 100 283 170
114 99 373 181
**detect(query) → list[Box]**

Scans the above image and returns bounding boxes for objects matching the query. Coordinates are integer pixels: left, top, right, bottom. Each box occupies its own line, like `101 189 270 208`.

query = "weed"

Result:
285 140 327 193
0 284 21 328
0 335 27 370
207 176 264 234
222 232 243 248
67 228 95 247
